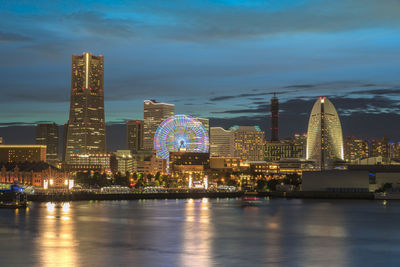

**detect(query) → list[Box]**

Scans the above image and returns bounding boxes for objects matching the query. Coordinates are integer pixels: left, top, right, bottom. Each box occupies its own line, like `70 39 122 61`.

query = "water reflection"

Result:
180 198 213 266
299 202 349 266
38 202 78 266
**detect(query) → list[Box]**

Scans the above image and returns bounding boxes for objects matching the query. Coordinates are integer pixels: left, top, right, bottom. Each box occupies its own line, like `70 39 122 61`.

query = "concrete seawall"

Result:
27 191 375 202
28 191 244 202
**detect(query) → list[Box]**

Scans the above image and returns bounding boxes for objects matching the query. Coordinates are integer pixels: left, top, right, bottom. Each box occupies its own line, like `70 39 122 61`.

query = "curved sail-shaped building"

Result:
306 97 344 169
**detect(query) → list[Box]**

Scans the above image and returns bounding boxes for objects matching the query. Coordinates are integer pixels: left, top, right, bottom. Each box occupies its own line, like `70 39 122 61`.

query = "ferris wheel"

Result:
154 115 209 161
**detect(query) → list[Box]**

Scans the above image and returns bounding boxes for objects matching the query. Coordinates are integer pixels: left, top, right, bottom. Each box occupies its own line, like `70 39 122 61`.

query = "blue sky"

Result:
1 0 400 141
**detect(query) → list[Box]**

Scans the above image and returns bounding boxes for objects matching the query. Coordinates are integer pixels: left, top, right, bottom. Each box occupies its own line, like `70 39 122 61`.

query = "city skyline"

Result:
1 0 400 141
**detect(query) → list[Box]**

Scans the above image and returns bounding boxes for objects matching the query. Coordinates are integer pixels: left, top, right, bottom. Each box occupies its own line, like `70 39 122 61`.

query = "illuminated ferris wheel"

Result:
154 115 209 161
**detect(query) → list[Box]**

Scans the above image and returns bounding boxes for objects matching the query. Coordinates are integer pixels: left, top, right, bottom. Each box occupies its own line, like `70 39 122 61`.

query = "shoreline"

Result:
26 191 376 202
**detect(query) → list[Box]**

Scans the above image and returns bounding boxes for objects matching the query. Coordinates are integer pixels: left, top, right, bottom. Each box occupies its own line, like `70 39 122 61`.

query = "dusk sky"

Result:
1 0 400 148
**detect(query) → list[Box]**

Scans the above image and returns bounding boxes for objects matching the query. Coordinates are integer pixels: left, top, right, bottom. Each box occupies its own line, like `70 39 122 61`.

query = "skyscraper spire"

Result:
270 92 279 142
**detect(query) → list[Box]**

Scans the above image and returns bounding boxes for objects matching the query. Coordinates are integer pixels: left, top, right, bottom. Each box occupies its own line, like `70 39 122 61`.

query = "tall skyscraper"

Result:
231 126 265 161
127 120 144 153
65 52 106 163
270 92 279 141
36 123 59 165
210 127 234 157
143 100 174 151
306 97 344 169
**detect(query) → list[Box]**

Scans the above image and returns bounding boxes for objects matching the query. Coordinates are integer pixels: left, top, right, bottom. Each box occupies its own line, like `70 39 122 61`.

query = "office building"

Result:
127 120 144 153
36 123 59 165
231 126 265 161
306 97 344 169
143 100 174 151
0 145 47 163
65 52 106 164
111 150 134 175
66 153 111 171
210 127 234 157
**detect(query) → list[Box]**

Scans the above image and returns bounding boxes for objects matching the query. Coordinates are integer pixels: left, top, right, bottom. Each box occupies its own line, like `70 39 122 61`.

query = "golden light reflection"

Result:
180 198 213 266
38 202 77 267
46 202 55 213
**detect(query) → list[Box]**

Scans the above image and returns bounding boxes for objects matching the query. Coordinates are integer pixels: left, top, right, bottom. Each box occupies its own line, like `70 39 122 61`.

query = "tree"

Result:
256 178 268 192
284 173 302 187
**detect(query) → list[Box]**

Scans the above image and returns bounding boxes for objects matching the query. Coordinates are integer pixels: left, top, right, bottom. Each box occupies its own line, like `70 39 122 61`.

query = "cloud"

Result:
132 0 400 41
0 31 32 42
65 11 136 38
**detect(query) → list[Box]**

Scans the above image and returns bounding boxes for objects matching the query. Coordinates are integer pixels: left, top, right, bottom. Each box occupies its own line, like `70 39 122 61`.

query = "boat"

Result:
241 191 262 207
0 182 28 209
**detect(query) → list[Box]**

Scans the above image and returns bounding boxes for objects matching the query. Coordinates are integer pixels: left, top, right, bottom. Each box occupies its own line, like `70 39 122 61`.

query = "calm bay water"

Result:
0 198 399 266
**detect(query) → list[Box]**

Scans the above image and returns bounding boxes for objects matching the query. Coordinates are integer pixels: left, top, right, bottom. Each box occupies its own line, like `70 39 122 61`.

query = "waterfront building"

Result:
209 157 240 172
169 152 209 176
303 167 400 192
231 126 265 161
111 150 134 175
135 154 167 175
270 93 279 141
210 127 234 157
306 97 344 169
0 145 46 163
0 162 73 189
66 153 111 172
36 123 59 166
143 100 174 151
65 52 106 164
344 136 369 162
126 120 144 153
264 138 304 162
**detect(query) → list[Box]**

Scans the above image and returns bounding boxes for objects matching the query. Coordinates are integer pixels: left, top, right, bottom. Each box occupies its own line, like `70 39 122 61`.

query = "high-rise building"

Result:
306 97 344 169
127 120 144 153
210 127 234 157
344 136 369 162
370 138 389 159
36 123 59 165
270 92 279 141
231 126 265 161
143 100 174 151
65 52 106 164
